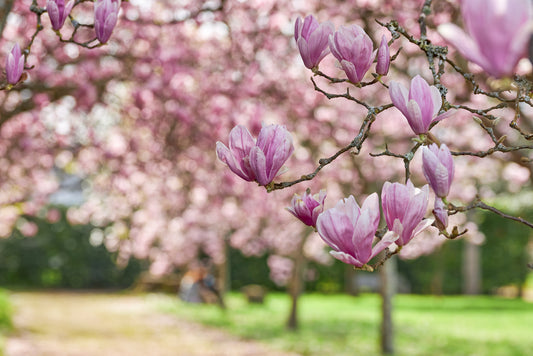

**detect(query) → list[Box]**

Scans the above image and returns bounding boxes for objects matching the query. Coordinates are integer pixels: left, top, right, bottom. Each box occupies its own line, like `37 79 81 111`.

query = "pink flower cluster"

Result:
294 15 390 82
310 180 432 269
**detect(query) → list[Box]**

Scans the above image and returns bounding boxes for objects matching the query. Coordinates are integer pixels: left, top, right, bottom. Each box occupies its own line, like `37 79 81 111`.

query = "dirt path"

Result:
5 291 299 356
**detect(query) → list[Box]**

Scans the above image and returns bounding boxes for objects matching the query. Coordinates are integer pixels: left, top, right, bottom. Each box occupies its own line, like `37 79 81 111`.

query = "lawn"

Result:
0 290 12 355
159 292 533 356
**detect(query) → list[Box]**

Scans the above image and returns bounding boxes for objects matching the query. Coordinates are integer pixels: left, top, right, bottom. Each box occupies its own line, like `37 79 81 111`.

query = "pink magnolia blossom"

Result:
217 124 294 186
438 0 533 78
46 0 74 31
316 194 398 268
381 180 432 246
389 75 448 135
286 189 326 227
250 124 294 186
422 143 454 197
94 0 121 43
6 43 24 85
376 35 390 76
329 25 376 84
294 15 334 69
216 125 256 182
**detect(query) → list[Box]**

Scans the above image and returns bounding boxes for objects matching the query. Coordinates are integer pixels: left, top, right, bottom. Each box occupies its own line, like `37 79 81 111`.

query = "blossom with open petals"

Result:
329 25 376 83
294 15 334 69
217 124 294 186
438 0 533 78
382 180 432 246
316 194 398 267
389 75 449 135
287 189 326 227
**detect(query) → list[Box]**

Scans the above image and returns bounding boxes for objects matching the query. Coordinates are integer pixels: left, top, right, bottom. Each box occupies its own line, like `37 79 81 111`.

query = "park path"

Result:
5 291 299 356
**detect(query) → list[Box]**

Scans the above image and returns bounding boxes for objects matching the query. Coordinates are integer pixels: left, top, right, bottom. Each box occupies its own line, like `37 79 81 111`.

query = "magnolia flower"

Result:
216 125 256 182
382 180 433 246
389 75 449 135
329 25 376 83
216 124 294 186
376 35 390 76
94 0 121 43
294 15 334 69
438 0 533 78
249 124 294 186
286 189 326 227
47 0 74 31
6 44 24 85
316 194 398 268
422 143 454 197
433 197 448 230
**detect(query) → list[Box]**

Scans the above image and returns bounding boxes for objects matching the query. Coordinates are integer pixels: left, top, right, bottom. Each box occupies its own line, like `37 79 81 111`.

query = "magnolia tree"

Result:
218 0 533 271
1 0 533 333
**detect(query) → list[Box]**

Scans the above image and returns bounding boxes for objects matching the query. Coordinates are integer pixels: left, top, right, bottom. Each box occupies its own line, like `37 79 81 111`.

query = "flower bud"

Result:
433 197 448 230
47 0 75 31
376 35 390 76
6 43 24 85
422 143 454 197
94 0 121 44
286 189 326 227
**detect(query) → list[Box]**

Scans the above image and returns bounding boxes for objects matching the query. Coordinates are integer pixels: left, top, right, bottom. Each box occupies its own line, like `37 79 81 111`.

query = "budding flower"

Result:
329 25 376 84
216 124 294 186
47 0 75 31
389 75 449 135
422 143 454 198
381 180 433 246
376 35 390 76
438 0 533 78
94 0 121 44
433 197 448 230
6 43 24 85
286 189 326 227
294 15 334 70
316 194 398 268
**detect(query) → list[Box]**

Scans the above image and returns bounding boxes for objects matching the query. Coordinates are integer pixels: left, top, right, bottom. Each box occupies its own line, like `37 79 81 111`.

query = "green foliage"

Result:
229 248 280 291
0 208 144 289
478 212 531 293
161 292 533 356
398 209 532 294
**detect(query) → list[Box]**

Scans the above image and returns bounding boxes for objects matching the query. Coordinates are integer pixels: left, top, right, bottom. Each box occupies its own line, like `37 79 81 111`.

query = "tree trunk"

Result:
344 265 359 296
380 256 396 355
286 234 307 330
0 0 14 38
463 238 481 295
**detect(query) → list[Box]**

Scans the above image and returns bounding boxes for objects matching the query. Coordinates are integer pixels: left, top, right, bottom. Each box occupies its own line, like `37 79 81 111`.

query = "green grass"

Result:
0 290 12 356
159 292 533 356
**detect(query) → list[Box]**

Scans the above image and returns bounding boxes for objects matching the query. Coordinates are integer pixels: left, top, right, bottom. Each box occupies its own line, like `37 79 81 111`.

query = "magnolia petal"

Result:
370 230 399 260
330 251 364 267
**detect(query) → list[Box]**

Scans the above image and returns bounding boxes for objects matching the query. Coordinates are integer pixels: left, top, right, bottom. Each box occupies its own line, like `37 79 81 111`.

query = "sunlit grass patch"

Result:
159 292 533 356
